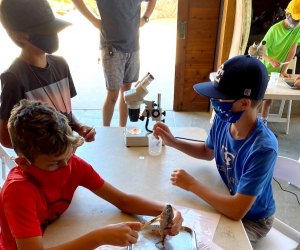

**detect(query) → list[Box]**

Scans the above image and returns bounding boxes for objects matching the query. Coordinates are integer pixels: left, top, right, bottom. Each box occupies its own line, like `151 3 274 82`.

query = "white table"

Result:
209 72 300 134
41 127 252 250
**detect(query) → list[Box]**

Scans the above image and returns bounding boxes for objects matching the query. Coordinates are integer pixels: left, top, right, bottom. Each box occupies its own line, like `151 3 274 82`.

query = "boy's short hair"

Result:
193 55 268 101
0 0 71 34
8 100 81 162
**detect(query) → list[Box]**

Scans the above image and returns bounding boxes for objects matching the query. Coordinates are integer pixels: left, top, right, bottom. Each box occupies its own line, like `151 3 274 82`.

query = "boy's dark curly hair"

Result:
8 99 82 162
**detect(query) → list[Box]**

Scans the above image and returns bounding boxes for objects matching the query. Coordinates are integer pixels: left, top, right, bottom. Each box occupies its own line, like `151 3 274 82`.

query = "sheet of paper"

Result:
96 205 224 250
179 206 223 250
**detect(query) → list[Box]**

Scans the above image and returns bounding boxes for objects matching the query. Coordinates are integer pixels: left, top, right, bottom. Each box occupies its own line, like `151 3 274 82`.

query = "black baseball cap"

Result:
193 55 268 100
0 0 71 34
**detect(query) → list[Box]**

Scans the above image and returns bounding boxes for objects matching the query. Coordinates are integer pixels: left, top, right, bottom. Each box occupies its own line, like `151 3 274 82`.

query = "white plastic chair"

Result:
273 155 300 189
0 145 15 183
254 218 300 250
254 156 300 249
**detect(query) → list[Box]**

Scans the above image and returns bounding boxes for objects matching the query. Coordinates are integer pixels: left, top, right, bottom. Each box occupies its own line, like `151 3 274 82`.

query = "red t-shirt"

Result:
0 154 104 250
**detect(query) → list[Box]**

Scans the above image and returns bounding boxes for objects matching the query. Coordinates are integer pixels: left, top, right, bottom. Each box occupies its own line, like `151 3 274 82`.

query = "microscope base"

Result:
123 126 151 147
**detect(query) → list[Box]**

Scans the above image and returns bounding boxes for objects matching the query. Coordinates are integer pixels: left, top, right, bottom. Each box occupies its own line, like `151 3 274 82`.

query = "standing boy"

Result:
0 99 182 249
0 0 96 148
260 0 300 124
72 0 157 127
154 55 278 245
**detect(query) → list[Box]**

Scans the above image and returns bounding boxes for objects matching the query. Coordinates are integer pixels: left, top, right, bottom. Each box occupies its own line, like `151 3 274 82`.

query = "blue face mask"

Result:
211 99 244 123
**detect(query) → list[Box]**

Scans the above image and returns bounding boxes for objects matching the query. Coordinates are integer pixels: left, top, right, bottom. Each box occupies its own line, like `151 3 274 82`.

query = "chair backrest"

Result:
0 145 16 182
274 156 300 189
287 56 297 74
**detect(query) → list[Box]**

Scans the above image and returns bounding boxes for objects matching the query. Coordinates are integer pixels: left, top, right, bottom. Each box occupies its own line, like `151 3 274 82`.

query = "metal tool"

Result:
280 61 290 67
141 215 161 230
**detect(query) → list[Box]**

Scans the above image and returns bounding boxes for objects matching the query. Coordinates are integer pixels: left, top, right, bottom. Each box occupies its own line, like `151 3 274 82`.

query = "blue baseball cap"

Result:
193 55 268 100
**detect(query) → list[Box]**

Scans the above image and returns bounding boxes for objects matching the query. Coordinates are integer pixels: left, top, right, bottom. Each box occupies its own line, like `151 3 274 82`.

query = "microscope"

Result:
248 40 266 59
123 72 166 146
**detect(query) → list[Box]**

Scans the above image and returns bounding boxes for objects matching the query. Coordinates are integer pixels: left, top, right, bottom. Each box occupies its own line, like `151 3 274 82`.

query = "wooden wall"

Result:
174 0 221 111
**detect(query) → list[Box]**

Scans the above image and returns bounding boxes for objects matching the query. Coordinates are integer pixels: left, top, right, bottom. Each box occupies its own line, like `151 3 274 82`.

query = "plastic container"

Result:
269 72 280 88
147 133 162 156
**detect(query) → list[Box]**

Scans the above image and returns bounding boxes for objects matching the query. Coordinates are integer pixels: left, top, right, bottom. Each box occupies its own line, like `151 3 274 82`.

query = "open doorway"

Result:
0 1 178 111
54 0 178 111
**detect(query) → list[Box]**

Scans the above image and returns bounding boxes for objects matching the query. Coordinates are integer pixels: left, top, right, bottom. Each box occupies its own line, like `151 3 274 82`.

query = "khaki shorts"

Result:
101 47 140 90
242 214 275 246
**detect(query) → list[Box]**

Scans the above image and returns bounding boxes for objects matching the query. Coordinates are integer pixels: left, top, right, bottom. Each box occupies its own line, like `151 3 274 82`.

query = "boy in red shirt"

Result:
0 99 182 250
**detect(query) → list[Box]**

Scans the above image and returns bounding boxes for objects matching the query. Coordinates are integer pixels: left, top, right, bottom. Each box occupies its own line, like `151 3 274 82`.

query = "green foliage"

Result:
49 0 98 16
149 0 178 19
49 0 177 19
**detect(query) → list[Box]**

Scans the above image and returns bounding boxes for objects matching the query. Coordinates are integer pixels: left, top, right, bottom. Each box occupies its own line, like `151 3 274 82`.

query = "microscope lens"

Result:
129 108 140 122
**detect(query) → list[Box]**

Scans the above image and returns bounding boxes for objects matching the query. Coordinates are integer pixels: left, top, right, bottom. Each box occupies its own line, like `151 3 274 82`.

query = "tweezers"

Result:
141 215 161 230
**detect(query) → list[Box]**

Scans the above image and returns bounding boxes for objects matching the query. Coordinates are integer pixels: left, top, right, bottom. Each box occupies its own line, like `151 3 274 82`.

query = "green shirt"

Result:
262 20 300 73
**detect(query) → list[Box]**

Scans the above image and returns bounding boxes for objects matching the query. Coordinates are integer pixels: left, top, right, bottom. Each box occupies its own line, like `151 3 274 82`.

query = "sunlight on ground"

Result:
0 10 176 110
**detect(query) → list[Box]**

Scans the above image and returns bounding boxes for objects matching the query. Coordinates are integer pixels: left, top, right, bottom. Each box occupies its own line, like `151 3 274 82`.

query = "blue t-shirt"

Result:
96 0 148 52
206 116 278 221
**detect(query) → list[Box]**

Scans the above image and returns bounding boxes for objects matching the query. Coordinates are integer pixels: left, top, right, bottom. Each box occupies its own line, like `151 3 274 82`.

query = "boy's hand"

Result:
164 208 183 236
281 72 291 78
153 122 176 147
170 169 198 192
78 125 96 142
102 222 142 246
294 75 300 87
269 58 281 68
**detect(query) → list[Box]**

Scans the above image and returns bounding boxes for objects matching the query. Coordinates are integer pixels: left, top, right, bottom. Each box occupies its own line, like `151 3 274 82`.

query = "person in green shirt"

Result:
261 0 300 124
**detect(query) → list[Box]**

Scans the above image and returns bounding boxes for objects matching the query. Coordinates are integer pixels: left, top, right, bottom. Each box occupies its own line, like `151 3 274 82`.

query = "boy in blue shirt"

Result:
153 55 278 245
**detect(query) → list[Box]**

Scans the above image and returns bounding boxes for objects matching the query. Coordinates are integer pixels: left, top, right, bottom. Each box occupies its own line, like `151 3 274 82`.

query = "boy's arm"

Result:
171 169 256 221
0 119 13 148
261 25 281 68
140 0 157 26
153 122 214 160
261 54 281 68
16 222 142 250
94 182 166 216
70 114 96 142
72 0 101 28
93 182 183 236
281 43 298 77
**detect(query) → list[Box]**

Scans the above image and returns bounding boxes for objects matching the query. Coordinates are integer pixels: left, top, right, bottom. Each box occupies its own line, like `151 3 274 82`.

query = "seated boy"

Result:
0 0 95 148
0 99 183 249
153 55 278 246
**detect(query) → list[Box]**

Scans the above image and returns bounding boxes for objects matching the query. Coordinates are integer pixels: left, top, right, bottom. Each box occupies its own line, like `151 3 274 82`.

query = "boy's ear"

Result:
240 98 251 110
7 30 29 44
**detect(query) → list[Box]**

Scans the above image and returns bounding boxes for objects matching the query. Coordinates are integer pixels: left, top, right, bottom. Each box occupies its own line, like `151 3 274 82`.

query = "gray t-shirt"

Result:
96 0 148 52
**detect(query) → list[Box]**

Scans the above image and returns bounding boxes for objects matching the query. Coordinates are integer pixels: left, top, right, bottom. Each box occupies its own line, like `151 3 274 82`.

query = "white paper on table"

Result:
96 205 224 250
178 206 224 250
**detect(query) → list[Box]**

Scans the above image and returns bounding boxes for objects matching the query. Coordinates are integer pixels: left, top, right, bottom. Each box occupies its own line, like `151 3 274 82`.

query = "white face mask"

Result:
286 15 300 29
